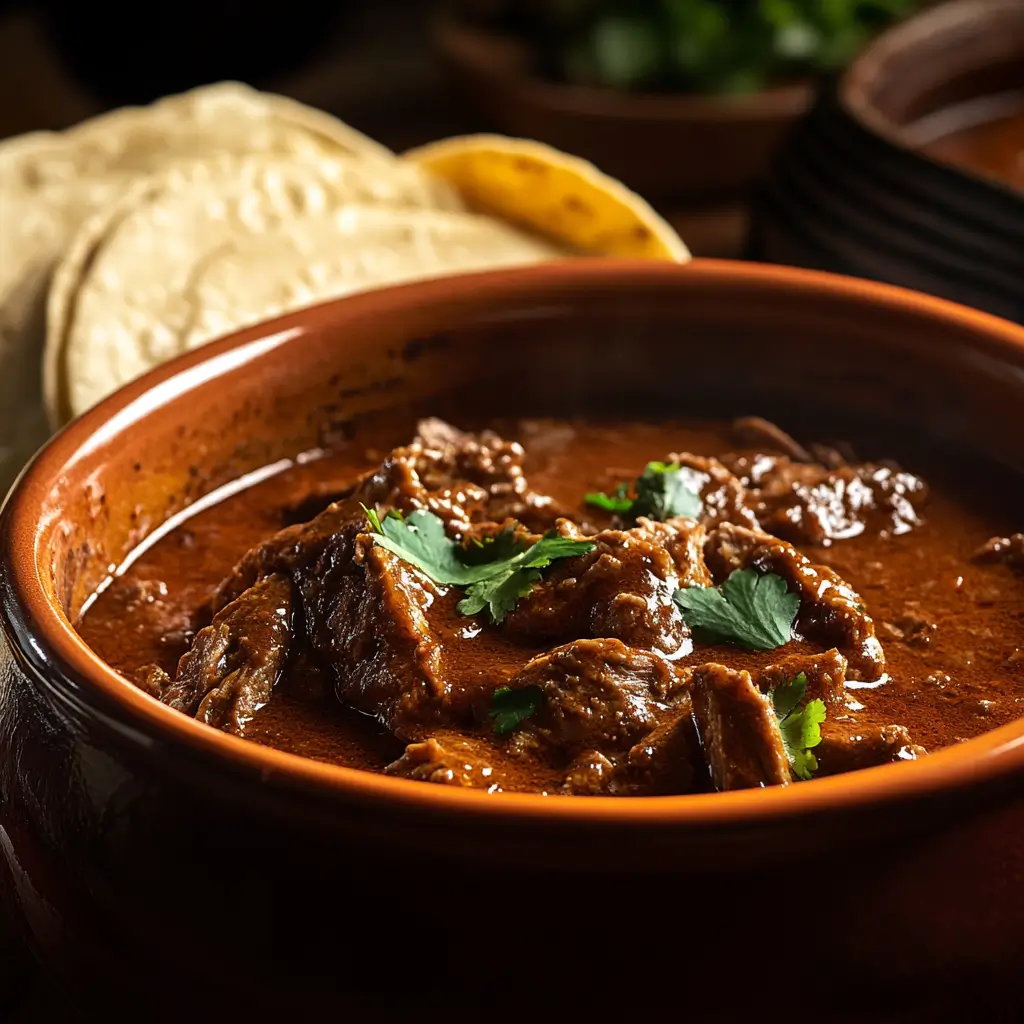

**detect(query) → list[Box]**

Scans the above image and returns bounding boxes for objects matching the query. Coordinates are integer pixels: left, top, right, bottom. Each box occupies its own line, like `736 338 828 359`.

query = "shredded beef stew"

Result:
78 418 1024 795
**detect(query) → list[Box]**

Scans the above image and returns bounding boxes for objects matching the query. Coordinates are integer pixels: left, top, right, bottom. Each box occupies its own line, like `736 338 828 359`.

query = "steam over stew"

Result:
80 417 1024 795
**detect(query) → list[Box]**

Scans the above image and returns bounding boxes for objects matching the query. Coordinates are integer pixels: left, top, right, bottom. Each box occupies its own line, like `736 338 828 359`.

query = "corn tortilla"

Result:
403 134 689 262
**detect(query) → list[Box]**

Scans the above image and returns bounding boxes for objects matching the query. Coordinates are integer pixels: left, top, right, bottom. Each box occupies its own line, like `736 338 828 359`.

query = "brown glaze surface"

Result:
923 107 1024 191
79 415 1024 795
3 262 1024 1018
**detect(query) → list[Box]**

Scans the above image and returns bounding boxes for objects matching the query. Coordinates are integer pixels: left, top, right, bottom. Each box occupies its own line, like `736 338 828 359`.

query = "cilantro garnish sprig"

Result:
673 568 799 650
771 672 826 781
586 461 702 522
489 685 543 735
458 531 598 623
361 505 595 624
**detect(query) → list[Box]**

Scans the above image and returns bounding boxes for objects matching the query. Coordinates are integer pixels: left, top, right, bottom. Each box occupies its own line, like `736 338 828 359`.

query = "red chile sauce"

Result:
78 418 1024 794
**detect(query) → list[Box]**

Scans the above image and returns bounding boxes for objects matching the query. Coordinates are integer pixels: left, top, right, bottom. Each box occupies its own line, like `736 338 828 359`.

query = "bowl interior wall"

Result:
37 269 1024 635
845 1 1024 132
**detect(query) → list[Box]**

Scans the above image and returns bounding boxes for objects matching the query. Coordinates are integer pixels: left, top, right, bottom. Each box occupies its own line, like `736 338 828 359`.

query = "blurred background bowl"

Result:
749 0 1024 324
432 1 812 206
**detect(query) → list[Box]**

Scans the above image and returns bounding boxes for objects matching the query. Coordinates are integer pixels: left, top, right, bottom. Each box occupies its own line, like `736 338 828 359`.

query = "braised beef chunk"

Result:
212 500 359 612
562 750 620 795
661 518 715 590
705 523 885 681
385 734 507 791
160 574 292 736
690 664 792 790
302 535 452 739
214 508 453 737
723 417 928 545
505 518 707 655
356 417 564 534
973 534 1024 573
815 723 926 776
625 709 699 795
136 664 170 699
732 416 814 463
507 638 689 758
753 649 848 710
722 454 927 546
121 415 980 797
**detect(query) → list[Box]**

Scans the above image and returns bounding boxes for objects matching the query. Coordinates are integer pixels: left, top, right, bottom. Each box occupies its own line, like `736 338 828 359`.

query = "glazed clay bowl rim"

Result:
5 259 1024 830
432 3 811 123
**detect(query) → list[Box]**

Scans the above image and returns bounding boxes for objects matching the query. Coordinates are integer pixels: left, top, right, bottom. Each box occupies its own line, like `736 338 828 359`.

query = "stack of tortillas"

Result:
0 81 689 491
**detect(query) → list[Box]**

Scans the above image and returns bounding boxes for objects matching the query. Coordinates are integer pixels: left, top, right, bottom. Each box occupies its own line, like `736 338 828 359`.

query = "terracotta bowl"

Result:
431 5 811 203
749 0 1024 324
3 261 1024 1020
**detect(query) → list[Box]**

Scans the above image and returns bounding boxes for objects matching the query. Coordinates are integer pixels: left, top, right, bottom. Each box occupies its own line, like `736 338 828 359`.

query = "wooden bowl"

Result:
431 5 811 203
2 261 1024 1019
749 0 1024 323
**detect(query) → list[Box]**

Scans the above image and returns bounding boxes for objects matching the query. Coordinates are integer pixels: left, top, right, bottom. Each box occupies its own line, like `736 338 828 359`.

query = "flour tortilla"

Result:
404 134 689 261
0 82 408 491
53 194 563 419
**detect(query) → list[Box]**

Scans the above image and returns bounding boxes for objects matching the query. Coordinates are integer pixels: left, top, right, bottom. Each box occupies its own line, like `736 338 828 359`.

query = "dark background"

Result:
0 1 458 146
0 0 748 257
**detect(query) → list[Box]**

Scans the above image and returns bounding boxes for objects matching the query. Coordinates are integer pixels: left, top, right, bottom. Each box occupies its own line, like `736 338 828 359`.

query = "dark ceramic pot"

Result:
2 261 1024 1021
748 0 1024 325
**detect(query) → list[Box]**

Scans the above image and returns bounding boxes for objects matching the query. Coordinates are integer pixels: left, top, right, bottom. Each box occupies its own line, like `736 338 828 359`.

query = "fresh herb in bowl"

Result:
469 0 921 94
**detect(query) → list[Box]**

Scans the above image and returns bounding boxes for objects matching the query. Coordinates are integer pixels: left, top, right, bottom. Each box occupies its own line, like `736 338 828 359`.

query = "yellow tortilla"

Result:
403 134 690 261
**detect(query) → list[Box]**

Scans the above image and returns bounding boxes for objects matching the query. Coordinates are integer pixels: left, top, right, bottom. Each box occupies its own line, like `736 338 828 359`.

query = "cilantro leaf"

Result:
457 523 529 566
586 461 702 521
459 567 543 622
518 532 602 567
672 568 799 649
770 670 807 721
363 506 595 623
633 460 703 520
362 503 385 534
585 483 633 514
361 505 491 585
489 685 543 735
458 530 596 623
771 672 826 781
